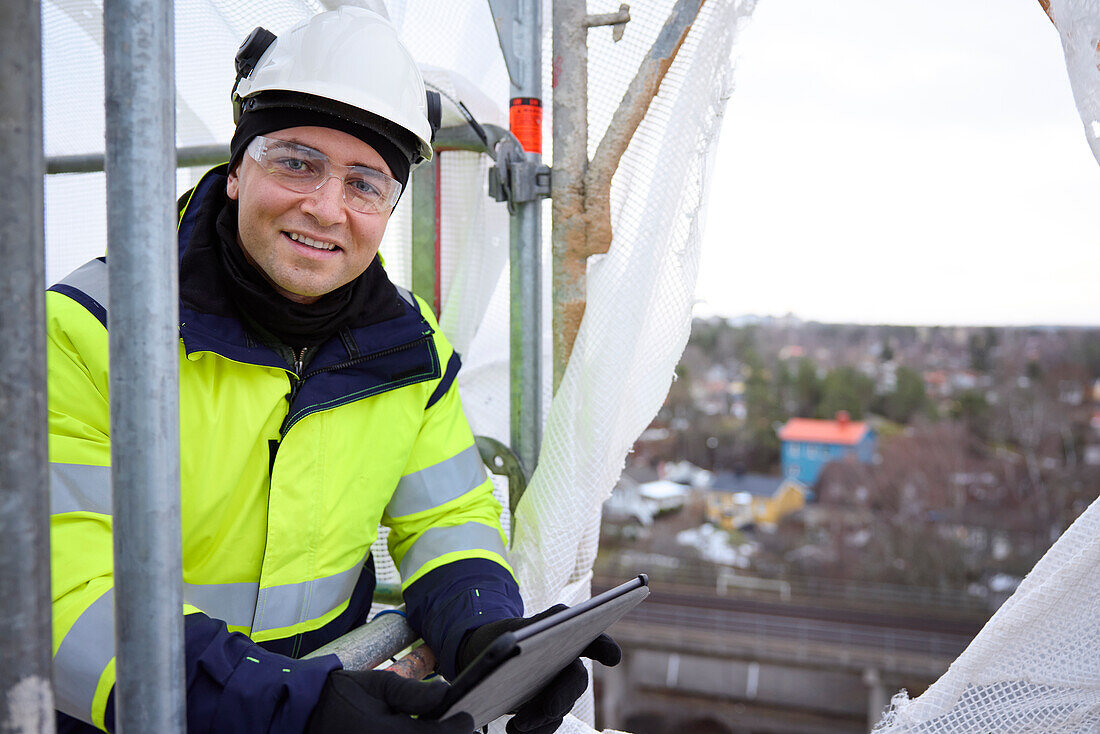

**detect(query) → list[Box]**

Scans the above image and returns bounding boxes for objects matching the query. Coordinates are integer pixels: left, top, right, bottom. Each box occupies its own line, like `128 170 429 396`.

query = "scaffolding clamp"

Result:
489 135 551 207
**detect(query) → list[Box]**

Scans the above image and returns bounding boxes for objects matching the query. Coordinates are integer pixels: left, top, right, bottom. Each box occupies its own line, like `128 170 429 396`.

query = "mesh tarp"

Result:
504 3 756 731
874 495 1100 732
42 1 751 731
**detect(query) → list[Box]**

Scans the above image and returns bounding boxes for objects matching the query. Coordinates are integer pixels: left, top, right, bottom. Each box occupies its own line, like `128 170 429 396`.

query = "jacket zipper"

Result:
278 334 432 439
300 333 431 379
283 347 308 415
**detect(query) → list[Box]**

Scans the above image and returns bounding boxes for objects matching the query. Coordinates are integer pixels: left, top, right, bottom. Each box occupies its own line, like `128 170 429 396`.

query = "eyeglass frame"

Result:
243 134 403 214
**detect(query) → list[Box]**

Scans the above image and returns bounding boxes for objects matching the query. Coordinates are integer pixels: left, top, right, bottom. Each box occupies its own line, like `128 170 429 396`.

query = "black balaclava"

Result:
215 198 372 348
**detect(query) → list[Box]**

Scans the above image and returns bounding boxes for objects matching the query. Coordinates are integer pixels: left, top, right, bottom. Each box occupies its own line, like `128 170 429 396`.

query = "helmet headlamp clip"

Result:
426 90 442 142
231 26 277 123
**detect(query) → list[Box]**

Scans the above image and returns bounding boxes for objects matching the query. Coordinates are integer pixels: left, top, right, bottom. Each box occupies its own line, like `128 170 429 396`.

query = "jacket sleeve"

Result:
46 287 338 734
381 312 523 681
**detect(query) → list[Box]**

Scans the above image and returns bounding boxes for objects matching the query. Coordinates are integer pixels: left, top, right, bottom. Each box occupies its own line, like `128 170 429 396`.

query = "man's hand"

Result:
457 605 623 734
306 669 474 734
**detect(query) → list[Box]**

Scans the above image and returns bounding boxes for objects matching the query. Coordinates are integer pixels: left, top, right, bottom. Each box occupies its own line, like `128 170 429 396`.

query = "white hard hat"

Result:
233 6 435 164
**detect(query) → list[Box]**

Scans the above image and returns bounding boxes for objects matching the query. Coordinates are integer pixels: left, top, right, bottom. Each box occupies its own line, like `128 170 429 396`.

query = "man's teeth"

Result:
289 232 336 250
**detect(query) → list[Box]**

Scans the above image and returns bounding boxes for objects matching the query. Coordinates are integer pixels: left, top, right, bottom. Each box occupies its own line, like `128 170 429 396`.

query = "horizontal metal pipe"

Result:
48 144 227 174
434 123 508 154
584 9 630 27
304 609 420 671
44 124 511 176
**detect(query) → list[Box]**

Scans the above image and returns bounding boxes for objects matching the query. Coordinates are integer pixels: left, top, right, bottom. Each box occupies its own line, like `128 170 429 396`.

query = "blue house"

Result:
778 411 875 486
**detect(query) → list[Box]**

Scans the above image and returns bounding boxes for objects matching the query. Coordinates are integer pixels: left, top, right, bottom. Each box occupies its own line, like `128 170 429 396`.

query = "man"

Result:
46 7 617 733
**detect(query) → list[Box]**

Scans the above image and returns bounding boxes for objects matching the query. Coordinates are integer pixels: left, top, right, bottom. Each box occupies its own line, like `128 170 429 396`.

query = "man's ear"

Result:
226 165 240 200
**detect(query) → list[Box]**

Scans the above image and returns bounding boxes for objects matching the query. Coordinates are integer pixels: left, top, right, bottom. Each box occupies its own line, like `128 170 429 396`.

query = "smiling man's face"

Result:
226 125 394 304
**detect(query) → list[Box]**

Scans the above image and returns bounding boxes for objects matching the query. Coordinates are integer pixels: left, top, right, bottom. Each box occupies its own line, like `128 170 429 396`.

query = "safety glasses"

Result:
245 135 402 214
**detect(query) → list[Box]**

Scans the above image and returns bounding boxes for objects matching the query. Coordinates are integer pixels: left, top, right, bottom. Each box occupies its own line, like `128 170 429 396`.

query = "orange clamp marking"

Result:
510 97 543 154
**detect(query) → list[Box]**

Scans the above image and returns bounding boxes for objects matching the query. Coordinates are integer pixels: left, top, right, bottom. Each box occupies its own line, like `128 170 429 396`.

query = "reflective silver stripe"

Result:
53 589 115 724
387 446 487 518
398 522 507 582
394 285 416 308
252 557 365 633
55 259 109 310
50 463 112 515
183 580 258 630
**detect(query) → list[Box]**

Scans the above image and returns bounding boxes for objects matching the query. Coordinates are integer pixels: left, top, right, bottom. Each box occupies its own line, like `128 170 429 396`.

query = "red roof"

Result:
778 415 869 445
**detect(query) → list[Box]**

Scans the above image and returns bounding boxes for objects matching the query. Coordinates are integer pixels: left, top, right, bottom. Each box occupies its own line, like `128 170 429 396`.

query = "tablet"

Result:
429 574 650 728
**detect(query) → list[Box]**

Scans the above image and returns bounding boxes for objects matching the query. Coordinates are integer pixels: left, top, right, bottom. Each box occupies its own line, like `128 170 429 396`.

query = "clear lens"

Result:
247 136 402 214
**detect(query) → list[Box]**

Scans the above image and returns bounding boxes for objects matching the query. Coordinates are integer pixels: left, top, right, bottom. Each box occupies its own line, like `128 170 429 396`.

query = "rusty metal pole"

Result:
552 0 705 391
550 0 589 392
0 0 56 730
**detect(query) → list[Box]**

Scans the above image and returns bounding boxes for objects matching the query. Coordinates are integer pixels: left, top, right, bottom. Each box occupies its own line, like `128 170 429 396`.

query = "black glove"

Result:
306 669 474 734
456 605 622 734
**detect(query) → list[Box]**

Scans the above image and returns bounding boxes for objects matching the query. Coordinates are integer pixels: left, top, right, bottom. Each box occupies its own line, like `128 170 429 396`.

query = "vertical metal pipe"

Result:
509 0 543 475
551 0 589 391
410 157 439 314
0 0 56 730
103 0 185 732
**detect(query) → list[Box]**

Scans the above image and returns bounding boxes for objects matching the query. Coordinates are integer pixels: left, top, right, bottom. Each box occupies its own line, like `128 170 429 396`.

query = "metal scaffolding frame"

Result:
0 0 55 730
103 0 186 731
2 0 704 719
489 0 545 477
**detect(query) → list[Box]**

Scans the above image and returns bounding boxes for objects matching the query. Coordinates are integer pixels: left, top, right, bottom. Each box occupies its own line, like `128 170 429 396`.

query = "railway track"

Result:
595 583 984 658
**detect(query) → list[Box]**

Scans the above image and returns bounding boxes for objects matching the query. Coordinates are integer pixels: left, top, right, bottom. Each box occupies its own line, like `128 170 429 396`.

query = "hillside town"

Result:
600 317 1100 608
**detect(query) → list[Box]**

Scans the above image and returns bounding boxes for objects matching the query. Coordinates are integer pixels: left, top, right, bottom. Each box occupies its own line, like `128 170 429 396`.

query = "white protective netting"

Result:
42 1 753 732
873 6 1100 732
873 495 1100 732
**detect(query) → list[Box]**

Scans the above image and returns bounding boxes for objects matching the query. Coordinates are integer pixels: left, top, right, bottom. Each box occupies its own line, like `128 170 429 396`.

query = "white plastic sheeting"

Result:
873 6 1100 731
1050 0 1100 166
42 1 750 732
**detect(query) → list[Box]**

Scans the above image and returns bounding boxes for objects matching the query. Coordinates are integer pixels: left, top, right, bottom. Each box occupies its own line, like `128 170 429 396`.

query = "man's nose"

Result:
301 176 347 225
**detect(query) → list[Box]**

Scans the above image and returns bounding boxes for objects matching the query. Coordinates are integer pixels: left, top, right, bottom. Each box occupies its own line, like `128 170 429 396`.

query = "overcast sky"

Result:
695 0 1100 326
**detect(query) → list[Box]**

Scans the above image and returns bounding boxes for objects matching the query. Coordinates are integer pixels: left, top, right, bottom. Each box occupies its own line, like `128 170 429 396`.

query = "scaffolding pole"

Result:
551 0 589 391
552 0 704 389
511 0 544 477
104 0 185 731
0 0 56 730
490 0 544 477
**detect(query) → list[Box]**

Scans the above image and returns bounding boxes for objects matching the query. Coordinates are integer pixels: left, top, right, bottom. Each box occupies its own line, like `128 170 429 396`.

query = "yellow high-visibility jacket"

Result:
47 167 520 732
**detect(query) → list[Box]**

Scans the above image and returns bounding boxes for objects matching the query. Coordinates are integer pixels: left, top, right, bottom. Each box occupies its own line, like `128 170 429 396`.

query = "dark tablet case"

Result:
431 575 650 728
